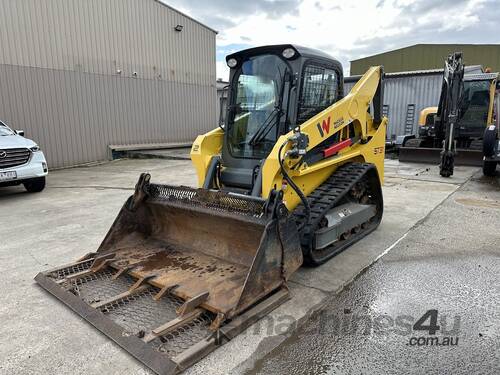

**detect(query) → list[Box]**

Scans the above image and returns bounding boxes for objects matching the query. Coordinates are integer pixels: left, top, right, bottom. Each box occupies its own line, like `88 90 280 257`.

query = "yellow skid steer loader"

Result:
35 45 387 374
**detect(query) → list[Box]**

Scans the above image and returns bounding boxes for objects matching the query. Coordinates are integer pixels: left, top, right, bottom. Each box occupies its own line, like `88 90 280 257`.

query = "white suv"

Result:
0 121 48 192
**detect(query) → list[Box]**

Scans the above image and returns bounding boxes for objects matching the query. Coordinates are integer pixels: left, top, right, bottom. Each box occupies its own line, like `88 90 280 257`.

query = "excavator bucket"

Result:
35 173 302 375
399 146 483 166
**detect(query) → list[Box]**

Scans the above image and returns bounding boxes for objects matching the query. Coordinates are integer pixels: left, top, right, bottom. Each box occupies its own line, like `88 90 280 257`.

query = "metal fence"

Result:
0 64 217 168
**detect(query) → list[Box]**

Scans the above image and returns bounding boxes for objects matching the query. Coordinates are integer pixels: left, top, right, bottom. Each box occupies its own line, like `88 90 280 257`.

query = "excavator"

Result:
400 52 499 176
401 52 464 177
35 45 387 375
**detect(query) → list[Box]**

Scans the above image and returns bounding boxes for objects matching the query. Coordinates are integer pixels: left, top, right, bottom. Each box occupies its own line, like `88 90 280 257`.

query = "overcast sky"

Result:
164 0 500 79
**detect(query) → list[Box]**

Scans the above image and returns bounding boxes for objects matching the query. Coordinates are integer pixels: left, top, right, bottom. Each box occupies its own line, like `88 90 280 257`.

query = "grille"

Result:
100 286 214 357
48 259 94 280
147 183 266 218
152 313 213 357
46 264 216 361
100 287 184 333
68 268 133 304
0 148 31 169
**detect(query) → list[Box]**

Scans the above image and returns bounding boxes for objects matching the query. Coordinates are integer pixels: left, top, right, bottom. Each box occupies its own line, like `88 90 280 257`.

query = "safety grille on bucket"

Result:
147 183 266 218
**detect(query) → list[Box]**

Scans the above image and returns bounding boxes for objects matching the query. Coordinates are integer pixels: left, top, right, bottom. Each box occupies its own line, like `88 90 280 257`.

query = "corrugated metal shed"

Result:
344 66 486 139
0 0 217 168
349 71 442 139
350 44 500 75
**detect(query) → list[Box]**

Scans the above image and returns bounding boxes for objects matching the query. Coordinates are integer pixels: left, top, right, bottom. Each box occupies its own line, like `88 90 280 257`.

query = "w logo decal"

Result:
316 117 331 137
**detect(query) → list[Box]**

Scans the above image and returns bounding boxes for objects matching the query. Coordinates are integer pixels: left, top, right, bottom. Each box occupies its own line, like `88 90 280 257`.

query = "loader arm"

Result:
487 76 498 126
262 66 387 210
191 66 387 210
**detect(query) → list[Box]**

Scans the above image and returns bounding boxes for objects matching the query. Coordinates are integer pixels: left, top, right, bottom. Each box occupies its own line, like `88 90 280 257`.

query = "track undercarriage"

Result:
294 163 383 265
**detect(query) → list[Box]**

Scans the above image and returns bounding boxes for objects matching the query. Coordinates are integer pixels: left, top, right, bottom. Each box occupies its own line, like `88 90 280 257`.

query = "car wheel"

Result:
24 177 46 192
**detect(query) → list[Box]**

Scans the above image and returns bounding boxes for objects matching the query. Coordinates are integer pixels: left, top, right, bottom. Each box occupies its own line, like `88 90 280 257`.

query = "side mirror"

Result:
16 130 25 137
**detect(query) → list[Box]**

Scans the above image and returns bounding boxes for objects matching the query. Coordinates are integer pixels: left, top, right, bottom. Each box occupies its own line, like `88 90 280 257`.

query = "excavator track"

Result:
294 163 383 265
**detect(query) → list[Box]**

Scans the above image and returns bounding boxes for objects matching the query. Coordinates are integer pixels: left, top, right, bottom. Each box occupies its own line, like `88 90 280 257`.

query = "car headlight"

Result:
30 145 40 152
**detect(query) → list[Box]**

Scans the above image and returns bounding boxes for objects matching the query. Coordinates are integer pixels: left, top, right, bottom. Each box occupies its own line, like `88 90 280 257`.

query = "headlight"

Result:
282 48 296 59
227 58 238 68
30 145 40 152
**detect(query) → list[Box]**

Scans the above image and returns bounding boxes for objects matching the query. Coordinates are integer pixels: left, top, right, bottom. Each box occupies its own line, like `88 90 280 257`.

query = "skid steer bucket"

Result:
35 173 302 374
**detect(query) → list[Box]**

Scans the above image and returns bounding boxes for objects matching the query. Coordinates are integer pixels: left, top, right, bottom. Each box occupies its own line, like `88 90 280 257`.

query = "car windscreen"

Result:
0 124 15 136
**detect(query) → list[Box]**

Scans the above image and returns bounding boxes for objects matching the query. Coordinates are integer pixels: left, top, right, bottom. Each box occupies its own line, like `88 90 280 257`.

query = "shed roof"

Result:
345 65 484 83
154 0 218 34
350 44 500 62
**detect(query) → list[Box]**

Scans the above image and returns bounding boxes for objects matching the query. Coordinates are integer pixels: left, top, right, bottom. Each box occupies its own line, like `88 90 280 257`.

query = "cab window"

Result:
298 65 339 124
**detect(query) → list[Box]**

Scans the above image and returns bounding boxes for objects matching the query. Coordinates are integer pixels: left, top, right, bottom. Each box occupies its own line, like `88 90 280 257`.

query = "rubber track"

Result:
293 162 378 260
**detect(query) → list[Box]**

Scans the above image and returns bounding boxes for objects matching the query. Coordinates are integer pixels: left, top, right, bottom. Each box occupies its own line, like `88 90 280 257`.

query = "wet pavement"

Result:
248 172 500 375
0 158 491 375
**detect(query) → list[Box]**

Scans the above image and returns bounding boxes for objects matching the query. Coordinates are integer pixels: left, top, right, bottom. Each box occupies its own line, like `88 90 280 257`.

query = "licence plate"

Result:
0 171 17 181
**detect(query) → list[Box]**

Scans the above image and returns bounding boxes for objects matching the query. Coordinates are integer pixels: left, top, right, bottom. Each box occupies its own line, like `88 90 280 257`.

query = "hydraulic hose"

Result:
278 140 310 232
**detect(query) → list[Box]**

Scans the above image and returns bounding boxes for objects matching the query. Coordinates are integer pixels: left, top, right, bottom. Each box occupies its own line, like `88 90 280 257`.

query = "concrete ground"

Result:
248 171 500 375
0 158 481 374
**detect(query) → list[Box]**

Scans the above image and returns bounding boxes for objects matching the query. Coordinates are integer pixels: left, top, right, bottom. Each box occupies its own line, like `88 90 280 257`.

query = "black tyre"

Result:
483 160 497 176
23 177 46 193
483 126 498 157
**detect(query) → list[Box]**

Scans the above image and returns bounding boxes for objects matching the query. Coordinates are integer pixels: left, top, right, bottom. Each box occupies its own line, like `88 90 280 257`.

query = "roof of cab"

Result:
226 44 343 71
